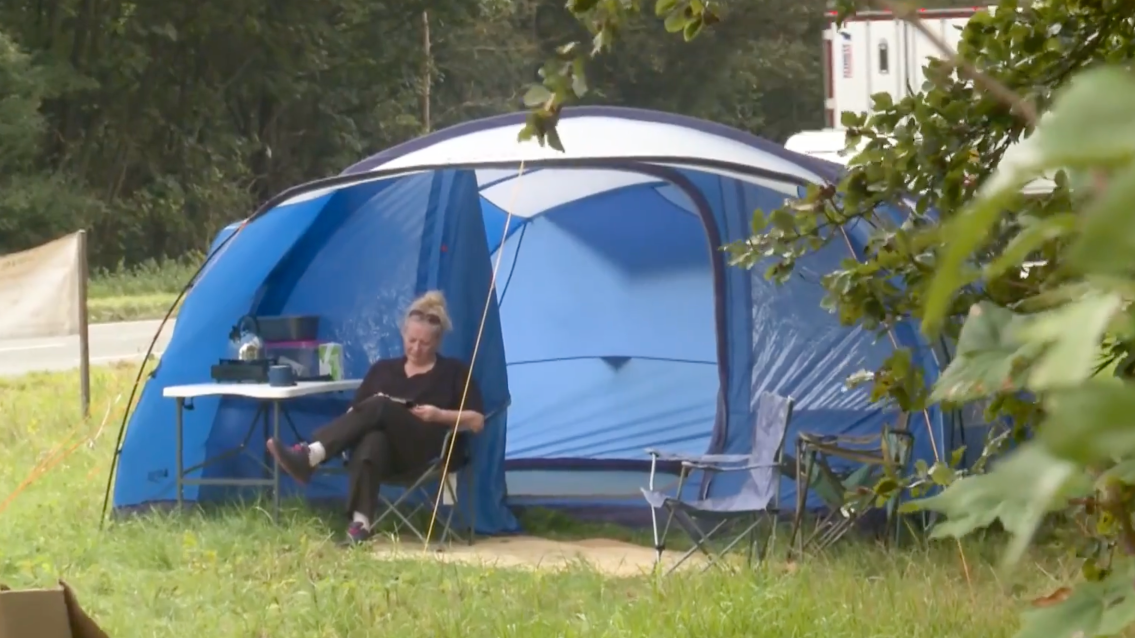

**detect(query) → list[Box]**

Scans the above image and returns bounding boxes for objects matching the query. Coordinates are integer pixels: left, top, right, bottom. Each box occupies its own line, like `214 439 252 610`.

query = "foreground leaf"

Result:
956 302 1025 356
922 188 1020 335
522 85 552 108
1040 381 1135 465
903 443 1087 565
925 66 1135 334
931 302 1038 402
982 213 1075 280
1066 160 1135 275
1015 293 1122 390
1033 66 1135 169
981 66 1135 197
1016 562 1135 638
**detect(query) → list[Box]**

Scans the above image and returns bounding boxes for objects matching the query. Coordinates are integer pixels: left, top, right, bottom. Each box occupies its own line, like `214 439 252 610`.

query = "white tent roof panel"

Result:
367 115 829 186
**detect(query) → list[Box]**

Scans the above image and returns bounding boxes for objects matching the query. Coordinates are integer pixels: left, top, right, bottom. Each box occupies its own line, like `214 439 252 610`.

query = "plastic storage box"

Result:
255 315 319 342
264 340 322 380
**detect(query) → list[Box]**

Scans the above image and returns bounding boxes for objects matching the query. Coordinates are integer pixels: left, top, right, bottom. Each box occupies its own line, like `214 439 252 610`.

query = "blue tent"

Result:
112 107 949 534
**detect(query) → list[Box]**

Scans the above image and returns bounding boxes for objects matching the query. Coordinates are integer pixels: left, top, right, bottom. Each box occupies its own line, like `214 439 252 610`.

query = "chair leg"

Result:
788 444 818 559
666 510 731 576
373 472 437 544
745 514 774 568
746 516 757 567
702 521 761 574
746 514 772 568
788 447 804 558
438 477 462 545
758 513 777 564
465 470 477 545
812 515 856 553
663 509 771 577
384 496 431 543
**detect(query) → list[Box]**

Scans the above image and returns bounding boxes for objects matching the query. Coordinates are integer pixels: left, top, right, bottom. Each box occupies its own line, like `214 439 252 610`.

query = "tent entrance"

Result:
482 168 724 507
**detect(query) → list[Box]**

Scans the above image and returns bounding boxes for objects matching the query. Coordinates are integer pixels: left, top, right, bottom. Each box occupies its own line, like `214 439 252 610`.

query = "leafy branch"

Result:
870 0 1038 126
822 4 1135 637
531 1 1135 634
517 0 723 150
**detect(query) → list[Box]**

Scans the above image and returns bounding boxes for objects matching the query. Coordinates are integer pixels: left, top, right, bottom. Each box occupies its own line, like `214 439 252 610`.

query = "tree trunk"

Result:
421 10 431 133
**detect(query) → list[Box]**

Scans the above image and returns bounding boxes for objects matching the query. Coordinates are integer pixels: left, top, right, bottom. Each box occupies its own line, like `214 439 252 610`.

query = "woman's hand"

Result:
411 405 485 432
410 404 442 423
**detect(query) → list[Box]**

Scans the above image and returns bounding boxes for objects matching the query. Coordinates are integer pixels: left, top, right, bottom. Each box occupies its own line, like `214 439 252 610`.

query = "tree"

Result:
0 0 827 269
532 1 1135 636
0 27 102 254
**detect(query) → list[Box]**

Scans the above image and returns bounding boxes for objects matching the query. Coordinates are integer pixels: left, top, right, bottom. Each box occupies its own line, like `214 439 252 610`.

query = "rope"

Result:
1 391 120 517
422 161 526 548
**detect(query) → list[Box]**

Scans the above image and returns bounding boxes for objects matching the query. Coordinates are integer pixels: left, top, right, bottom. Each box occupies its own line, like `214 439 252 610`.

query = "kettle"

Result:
228 315 264 361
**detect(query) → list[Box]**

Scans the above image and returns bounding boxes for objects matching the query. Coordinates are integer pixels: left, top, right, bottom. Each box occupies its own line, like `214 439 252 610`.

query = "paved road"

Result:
0 319 176 377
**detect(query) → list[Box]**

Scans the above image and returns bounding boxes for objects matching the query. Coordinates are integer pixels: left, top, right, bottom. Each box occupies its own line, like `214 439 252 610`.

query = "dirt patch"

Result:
371 535 705 577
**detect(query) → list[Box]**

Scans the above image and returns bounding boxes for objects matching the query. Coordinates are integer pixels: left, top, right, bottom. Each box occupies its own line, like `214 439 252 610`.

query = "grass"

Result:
88 254 201 323
0 365 1071 637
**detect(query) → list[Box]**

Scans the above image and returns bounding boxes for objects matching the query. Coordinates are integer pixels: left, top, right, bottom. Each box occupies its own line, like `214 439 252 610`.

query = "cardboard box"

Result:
0 582 109 638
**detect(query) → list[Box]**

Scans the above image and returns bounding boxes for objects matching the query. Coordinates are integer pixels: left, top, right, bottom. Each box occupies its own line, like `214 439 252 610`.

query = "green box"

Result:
318 342 344 380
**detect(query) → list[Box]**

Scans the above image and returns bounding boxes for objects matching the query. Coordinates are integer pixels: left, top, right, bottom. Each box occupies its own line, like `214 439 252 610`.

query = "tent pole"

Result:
77 229 91 419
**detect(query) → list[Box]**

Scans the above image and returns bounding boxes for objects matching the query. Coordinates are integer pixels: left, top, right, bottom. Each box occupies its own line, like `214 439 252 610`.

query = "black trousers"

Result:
312 395 447 519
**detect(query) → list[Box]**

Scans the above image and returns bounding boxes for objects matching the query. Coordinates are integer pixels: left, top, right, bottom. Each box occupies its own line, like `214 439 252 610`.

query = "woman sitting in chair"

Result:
266 291 485 545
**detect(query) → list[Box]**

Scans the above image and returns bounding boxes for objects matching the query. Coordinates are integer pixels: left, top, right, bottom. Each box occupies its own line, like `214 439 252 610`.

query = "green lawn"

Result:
0 365 1066 637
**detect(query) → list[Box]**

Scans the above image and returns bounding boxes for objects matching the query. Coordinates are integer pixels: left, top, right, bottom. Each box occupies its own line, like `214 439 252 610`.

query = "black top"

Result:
351 355 484 415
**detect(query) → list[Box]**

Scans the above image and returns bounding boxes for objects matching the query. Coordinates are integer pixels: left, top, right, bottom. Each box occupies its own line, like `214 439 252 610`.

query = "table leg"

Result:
176 397 184 512
272 399 281 523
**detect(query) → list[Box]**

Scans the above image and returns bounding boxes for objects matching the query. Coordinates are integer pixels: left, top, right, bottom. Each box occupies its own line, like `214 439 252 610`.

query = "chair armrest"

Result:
645 449 751 464
680 460 781 472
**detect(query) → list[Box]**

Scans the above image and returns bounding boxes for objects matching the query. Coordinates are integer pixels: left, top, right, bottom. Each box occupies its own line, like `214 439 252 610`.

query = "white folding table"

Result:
163 379 362 521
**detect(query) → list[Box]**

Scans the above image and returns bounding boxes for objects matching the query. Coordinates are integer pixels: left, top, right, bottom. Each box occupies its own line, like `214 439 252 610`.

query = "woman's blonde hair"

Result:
404 290 453 334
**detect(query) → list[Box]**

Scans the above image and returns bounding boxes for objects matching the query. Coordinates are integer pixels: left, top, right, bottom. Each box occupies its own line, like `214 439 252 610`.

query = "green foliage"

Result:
89 252 205 299
0 29 104 250
522 0 824 147
0 0 824 269
549 0 1135 635
728 2 1135 636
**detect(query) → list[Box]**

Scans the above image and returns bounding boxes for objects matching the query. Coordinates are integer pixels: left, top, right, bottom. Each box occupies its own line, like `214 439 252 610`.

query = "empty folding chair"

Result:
641 391 795 575
786 412 913 556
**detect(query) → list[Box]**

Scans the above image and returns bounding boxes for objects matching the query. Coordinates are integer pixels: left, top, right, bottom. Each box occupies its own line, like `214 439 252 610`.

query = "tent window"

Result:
878 40 890 74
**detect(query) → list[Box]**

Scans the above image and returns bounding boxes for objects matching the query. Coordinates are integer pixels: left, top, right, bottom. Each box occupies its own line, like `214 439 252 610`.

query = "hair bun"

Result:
417 290 447 311
407 290 452 332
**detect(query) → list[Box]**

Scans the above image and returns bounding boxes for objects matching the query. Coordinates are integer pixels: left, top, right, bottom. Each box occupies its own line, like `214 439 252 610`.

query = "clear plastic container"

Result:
264 340 322 380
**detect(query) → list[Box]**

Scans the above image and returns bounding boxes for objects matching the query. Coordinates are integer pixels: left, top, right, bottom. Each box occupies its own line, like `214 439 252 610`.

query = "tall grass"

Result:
86 253 202 322
0 365 1064 637
89 252 204 299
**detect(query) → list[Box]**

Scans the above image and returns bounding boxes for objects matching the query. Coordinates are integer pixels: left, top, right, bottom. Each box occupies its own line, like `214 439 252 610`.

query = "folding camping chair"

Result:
362 429 476 545
786 412 913 557
640 391 795 575
319 404 507 546
316 429 477 546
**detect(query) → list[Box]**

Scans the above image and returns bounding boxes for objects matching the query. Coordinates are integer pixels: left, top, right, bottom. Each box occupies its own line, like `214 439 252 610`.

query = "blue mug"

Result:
268 365 297 387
